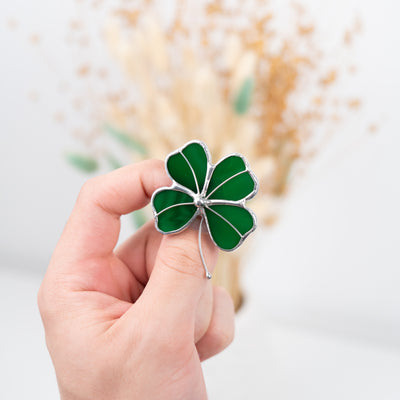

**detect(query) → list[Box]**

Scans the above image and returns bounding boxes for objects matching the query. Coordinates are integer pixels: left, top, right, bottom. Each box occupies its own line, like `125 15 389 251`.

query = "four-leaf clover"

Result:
151 140 258 278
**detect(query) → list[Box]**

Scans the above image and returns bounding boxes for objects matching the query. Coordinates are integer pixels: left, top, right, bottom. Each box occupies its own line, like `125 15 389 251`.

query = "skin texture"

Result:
38 160 235 400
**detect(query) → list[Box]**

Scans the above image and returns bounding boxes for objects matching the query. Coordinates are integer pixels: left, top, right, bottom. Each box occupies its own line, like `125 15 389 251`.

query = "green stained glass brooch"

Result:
151 140 259 279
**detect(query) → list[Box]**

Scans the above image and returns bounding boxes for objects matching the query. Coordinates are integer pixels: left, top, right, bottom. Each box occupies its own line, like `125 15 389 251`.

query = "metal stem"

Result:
199 214 212 279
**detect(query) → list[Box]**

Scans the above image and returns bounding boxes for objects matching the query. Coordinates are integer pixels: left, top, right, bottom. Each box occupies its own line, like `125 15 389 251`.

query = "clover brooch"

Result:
151 140 258 279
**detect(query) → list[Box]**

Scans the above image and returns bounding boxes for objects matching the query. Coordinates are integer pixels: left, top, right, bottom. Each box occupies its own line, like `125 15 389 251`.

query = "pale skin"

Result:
38 159 235 400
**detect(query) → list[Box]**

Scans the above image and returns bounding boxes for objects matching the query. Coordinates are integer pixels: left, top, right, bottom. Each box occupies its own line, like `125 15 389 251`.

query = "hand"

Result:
38 160 235 400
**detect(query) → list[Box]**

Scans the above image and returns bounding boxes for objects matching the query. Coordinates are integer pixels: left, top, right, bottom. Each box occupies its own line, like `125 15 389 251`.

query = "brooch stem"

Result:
199 213 212 280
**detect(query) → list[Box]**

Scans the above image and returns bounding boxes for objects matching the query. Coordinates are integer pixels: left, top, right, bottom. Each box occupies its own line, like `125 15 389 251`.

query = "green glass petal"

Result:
205 205 255 251
206 155 255 201
153 189 197 233
153 189 193 212
166 142 208 193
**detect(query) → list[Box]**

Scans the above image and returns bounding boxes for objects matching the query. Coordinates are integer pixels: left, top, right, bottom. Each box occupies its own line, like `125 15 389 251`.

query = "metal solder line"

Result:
199 215 212 279
155 202 195 217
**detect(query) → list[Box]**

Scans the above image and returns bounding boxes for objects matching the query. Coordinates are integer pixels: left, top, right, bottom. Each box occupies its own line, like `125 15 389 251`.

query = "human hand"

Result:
38 160 234 400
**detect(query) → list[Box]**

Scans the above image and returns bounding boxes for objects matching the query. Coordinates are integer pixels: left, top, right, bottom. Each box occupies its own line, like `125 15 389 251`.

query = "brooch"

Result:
151 140 258 279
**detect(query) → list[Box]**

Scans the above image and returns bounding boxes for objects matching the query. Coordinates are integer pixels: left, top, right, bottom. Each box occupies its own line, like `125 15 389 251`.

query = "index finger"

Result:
55 159 171 261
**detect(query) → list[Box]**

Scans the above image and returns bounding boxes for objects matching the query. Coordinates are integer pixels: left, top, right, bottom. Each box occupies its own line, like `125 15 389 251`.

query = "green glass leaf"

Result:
233 77 254 115
104 124 147 155
166 141 209 193
206 155 256 201
65 152 98 173
205 204 255 251
153 189 197 233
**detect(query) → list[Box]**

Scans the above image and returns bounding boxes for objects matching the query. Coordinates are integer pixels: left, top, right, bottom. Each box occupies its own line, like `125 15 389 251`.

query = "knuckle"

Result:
37 281 56 322
210 322 234 351
37 275 66 323
215 285 234 307
215 285 235 316
78 176 119 215
37 284 46 315
211 286 235 349
77 177 99 203
145 158 164 171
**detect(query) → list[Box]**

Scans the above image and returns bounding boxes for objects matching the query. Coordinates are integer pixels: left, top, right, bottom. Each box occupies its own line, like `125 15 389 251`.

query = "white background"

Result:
0 0 399 398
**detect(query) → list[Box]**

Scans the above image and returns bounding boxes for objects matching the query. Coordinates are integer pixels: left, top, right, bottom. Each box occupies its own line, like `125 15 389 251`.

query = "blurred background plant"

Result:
57 0 361 307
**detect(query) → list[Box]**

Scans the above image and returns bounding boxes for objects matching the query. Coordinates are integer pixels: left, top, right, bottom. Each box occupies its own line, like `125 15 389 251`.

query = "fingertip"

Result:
142 158 172 192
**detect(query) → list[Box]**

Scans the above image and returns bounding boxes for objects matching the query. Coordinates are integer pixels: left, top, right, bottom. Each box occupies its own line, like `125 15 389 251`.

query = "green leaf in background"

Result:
65 152 99 173
104 124 148 155
106 153 124 170
131 209 148 229
233 77 254 115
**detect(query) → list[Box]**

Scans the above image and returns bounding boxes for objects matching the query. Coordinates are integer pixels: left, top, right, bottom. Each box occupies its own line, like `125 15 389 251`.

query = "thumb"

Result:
138 223 218 327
